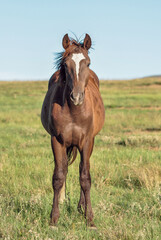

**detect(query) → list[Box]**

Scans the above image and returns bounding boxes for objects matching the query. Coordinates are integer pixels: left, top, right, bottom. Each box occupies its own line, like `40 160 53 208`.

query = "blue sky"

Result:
0 0 161 80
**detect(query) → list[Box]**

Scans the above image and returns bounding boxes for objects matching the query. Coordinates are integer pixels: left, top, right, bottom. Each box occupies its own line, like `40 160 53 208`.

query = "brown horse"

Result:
41 33 105 227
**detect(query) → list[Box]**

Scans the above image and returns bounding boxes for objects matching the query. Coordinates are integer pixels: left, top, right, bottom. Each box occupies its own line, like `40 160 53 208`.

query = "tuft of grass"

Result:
118 135 161 148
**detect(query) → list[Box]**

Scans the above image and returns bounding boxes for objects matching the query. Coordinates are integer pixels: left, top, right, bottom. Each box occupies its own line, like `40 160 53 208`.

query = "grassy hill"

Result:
0 78 161 239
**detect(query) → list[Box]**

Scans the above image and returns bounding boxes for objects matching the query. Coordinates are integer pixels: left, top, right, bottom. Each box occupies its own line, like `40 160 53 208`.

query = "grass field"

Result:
0 77 161 240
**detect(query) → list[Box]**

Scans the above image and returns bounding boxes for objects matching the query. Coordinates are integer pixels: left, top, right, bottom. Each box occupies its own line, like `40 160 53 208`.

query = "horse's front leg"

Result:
79 138 95 227
50 136 67 225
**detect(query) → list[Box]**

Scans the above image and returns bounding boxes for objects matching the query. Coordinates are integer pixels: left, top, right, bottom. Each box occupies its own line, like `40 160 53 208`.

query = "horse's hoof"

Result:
87 221 97 230
50 211 59 226
50 225 58 231
50 217 59 228
50 220 58 230
88 225 97 231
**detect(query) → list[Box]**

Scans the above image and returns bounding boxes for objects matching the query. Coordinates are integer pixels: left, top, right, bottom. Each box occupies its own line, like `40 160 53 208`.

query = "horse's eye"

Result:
87 63 90 67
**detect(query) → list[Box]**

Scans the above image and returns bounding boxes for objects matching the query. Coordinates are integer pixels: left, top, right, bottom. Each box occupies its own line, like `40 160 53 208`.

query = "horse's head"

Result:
62 34 92 106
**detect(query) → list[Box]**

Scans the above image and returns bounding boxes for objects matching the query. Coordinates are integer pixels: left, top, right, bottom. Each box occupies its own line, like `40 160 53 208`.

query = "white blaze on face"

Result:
71 53 85 80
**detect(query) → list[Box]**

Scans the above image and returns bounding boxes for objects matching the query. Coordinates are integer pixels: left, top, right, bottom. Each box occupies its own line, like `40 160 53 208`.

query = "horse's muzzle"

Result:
70 92 84 106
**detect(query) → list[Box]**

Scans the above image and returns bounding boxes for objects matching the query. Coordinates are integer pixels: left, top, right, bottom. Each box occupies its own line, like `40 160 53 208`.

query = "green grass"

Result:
0 78 161 240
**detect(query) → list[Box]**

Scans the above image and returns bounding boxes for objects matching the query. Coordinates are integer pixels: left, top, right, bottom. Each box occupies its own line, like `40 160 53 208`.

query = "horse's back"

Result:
41 70 61 135
48 70 60 89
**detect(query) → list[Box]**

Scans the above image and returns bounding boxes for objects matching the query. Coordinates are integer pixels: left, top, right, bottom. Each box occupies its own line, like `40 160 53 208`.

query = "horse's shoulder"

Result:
89 69 99 87
48 70 60 89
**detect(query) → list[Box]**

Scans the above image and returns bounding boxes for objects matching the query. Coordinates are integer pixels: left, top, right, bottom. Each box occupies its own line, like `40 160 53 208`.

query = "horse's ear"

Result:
62 34 70 49
83 34 92 50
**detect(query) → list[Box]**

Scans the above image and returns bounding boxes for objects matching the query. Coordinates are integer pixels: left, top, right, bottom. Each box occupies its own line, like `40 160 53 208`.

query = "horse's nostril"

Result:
70 92 73 100
80 92 84 101
81 92 84 98
70 92 77 100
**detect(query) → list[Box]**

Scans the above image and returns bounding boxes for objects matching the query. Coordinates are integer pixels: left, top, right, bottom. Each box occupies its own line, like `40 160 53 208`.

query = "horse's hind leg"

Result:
78 162 85 213
59 181 66 203
50 136 67 225
78 189 85 214
79 138 95 227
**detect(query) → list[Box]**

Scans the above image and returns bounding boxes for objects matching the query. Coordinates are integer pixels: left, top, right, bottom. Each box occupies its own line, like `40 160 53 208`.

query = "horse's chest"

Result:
52 104 92 147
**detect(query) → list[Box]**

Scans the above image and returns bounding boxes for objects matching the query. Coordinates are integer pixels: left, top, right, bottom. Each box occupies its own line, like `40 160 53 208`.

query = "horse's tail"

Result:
67 146 78 166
